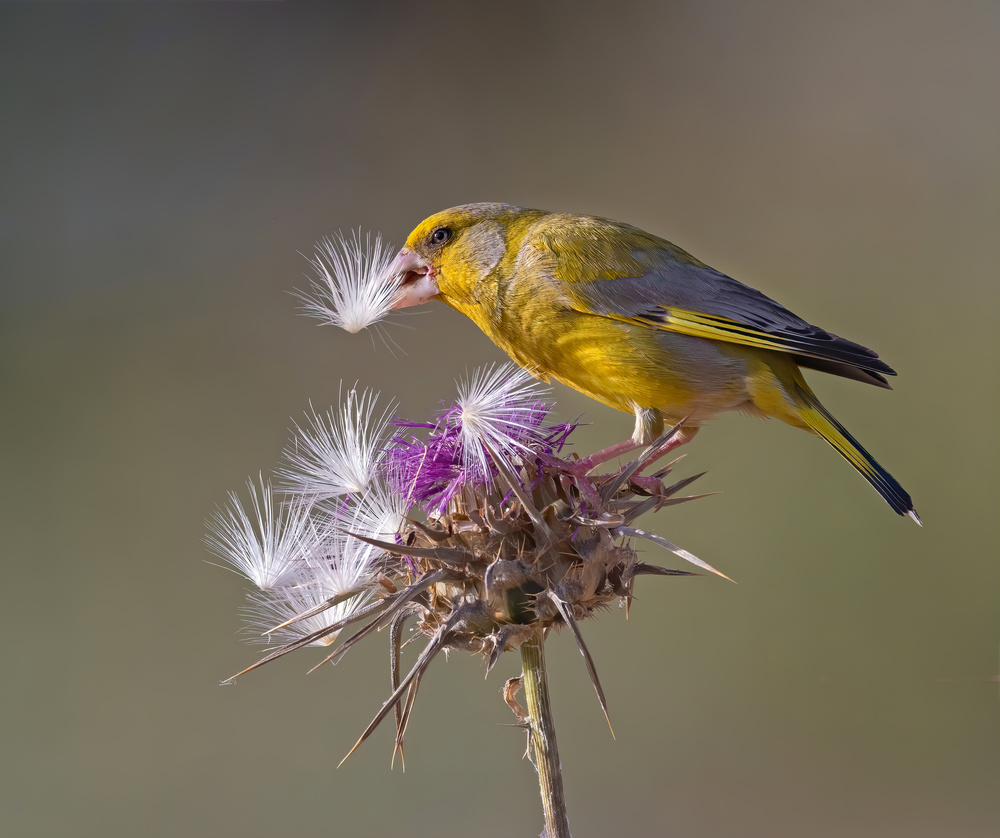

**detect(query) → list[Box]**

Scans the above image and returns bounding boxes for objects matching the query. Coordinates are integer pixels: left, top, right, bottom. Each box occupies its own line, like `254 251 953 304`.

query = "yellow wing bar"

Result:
608 307 806 355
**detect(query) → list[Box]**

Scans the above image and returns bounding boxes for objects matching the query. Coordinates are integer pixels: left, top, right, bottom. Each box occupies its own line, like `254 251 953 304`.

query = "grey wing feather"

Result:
568 248 895 387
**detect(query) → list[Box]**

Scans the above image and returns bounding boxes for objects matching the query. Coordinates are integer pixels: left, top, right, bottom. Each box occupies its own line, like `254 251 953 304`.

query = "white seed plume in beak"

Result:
388 247 440 310
297 231 402 334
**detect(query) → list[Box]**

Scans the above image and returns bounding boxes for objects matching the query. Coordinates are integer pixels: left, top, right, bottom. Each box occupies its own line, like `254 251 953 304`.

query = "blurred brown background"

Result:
1 2 997 837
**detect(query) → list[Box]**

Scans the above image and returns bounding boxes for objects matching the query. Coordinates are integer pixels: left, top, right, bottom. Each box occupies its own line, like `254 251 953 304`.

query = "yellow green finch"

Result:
388 203 918 522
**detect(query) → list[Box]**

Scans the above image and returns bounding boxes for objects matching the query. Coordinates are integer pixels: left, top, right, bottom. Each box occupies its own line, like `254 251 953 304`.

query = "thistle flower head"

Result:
215 369 724 764
298 230 401 333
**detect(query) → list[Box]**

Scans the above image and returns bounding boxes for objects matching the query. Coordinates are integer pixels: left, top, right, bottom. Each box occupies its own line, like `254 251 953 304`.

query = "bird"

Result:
386 202 918 522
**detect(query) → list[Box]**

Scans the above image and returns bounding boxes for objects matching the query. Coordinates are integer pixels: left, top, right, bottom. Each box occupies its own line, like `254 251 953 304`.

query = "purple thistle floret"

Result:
387 424 466 512
386 366 577 513
540 421 579 455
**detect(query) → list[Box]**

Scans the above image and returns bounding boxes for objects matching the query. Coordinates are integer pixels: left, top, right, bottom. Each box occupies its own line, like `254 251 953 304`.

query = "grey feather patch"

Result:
463 220 506 275
570 262 896 380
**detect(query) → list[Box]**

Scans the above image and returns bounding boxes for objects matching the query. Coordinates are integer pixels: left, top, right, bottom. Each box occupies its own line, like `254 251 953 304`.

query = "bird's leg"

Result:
571 407 666 473
571 438 642 475
572 413 697 498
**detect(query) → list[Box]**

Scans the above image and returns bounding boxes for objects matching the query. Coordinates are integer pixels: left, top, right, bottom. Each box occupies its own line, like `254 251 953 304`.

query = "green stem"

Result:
520 632 572 838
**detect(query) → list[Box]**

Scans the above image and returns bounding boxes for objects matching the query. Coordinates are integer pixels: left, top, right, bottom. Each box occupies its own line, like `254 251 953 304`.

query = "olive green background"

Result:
2 3 997 837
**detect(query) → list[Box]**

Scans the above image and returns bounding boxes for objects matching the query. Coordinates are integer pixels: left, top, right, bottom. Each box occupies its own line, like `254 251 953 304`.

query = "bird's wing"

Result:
532 221 895 386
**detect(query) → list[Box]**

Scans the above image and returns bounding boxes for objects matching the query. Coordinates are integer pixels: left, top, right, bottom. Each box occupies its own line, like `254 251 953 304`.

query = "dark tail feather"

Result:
793 386 920 524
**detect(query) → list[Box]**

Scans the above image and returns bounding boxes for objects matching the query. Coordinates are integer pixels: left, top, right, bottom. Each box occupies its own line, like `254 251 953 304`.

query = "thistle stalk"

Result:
521 632 571 838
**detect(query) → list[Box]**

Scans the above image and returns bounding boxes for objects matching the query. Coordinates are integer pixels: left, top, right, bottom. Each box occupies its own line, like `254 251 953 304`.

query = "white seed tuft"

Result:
298 230 400 333
279 387 394 500
455 363 551 481
206 476 311 591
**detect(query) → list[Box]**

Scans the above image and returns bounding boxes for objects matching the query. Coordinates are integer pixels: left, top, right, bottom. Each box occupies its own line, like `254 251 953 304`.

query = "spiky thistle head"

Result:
214 368 724 762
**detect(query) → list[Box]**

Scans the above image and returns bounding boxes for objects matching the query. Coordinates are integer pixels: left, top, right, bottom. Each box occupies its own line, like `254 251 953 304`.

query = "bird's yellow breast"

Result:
440 271 752 425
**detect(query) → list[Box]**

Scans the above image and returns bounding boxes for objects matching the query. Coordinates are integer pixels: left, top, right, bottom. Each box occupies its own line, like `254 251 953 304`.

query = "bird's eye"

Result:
430 227 451 245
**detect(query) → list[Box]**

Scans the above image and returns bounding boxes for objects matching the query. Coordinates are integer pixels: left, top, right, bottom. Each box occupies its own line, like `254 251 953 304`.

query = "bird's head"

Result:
389 203 542 309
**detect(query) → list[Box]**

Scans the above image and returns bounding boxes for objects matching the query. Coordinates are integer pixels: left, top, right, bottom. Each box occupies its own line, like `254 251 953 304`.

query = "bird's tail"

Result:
790 381 920 523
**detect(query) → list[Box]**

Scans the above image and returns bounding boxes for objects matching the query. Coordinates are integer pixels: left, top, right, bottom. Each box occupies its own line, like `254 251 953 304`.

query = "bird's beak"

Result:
388 248 439 309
